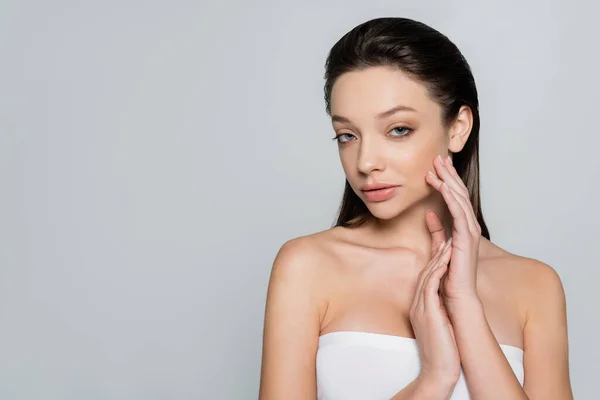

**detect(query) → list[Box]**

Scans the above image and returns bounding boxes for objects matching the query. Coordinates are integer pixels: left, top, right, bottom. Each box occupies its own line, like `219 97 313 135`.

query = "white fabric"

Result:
316 331 524 400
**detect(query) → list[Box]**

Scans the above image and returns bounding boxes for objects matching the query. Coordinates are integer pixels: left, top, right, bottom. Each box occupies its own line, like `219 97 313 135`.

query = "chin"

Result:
360 189 429 220
362 198 406 220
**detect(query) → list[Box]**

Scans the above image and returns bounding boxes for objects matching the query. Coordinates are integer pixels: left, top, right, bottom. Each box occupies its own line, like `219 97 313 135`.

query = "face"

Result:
330 65 462 220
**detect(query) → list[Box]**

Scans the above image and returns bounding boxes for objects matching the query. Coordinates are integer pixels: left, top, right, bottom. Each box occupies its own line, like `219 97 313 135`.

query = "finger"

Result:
444 157 482 235
414 241 446 304
412 241 446 312
424 262 449 314
429 177 470 236
422 240 453 294
422 239 452 291
441 181 469 235
440 270 448 297
414 239 452 310
428 159 480 235
433 155 468 198
446 185 478 235
425 210 447 256
438 291 450 318
421 250 451 312
445 156 467 192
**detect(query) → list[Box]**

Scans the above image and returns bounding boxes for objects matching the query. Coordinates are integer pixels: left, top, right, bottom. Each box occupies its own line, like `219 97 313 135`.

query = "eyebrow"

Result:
331 104 417 124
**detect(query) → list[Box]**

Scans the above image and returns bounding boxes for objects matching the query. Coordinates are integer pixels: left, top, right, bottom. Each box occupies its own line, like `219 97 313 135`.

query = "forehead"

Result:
330 65 438 121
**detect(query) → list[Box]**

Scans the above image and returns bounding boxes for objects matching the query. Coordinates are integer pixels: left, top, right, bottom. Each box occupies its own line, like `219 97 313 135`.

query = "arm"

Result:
521 260 573 399
445 260 573 400
446 296 528 399
389 374 457 400
258 237 325 400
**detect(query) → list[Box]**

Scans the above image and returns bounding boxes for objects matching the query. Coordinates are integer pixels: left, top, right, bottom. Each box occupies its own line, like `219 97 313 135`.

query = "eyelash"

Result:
331 126 414 144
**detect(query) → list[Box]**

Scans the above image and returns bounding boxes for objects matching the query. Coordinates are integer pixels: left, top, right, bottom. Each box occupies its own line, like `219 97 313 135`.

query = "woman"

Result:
259 17 572 399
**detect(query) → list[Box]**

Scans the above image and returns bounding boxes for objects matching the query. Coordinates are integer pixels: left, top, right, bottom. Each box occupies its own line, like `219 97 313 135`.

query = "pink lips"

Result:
362 186 398 202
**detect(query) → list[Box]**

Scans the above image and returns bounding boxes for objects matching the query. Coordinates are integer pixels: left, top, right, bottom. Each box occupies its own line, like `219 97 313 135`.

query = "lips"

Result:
361 183 397 191
361 185 399 202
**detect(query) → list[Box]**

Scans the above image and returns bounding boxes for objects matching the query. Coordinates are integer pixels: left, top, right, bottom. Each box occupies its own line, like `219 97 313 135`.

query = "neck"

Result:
361 192 454 259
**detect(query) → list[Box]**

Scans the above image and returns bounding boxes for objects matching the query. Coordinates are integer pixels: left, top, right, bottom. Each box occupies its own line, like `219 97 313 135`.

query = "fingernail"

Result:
437 155 443 163
448 156 453 165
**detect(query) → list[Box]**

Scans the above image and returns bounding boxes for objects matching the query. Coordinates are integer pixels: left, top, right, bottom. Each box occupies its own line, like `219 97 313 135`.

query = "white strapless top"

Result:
316 331 524 400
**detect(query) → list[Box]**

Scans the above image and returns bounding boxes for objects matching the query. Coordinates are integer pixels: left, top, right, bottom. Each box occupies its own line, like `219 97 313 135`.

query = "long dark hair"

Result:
324 17 490 240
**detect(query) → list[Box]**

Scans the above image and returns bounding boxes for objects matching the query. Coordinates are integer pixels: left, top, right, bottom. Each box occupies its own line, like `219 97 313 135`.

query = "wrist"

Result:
415 373 458 399
444 294 483 318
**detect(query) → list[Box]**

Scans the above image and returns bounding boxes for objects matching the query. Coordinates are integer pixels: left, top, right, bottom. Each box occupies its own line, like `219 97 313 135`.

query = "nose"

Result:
357 136 385 174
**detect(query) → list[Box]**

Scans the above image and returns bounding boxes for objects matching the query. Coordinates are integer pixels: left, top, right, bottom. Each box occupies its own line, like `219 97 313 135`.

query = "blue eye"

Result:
332 127 413 144
390 126 413 137
332 133 355 143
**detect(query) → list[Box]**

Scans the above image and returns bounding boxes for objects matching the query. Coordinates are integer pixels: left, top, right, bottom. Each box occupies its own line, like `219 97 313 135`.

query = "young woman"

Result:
259 17 573 400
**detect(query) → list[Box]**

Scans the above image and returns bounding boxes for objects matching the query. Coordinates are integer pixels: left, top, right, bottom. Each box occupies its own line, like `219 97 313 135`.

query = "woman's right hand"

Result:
409 237 461 389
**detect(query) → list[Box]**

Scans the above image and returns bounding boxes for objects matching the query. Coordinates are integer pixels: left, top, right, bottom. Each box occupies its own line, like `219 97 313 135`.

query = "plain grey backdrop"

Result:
1 0 598 398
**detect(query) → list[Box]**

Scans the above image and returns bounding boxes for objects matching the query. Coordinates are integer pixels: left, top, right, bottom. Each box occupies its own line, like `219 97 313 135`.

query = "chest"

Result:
316 331 525 400
320 252 525 350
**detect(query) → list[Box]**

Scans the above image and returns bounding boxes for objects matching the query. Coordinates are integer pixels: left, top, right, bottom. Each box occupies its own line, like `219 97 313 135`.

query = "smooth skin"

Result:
404 237 461 399
259 65 572 399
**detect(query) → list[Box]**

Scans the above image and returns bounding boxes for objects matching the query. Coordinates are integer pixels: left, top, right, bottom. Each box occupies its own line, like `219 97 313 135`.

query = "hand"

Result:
425 154 481 305
409 238 461 387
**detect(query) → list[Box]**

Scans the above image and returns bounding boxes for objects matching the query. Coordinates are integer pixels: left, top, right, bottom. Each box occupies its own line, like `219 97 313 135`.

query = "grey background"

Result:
0 0 597 399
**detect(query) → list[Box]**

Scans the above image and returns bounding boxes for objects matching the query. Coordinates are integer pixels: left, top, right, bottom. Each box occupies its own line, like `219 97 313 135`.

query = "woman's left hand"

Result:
425 155 482 308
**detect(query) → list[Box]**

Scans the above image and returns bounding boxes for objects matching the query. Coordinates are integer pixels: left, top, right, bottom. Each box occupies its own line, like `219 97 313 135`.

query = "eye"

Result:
331 133 356 144
389 126 413 138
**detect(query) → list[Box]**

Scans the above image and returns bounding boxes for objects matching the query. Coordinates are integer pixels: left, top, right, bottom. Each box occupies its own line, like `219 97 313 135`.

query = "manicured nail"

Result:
428 171 436 178
437 155 443 163
448 156 453 165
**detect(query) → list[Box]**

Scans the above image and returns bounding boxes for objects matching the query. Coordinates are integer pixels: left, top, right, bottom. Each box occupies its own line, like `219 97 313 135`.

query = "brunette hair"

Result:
324 17 490 240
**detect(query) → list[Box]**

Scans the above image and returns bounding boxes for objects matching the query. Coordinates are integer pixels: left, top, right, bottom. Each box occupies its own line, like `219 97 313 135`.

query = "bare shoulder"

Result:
485 242 564 291
274 226 349 268
481 240 567 322
273 234 324 272
482 239 560 278
272 228 341 276
485 244 572 397
268 235 325 308
259 228 342 399
267 228 342 321
510 253 568 326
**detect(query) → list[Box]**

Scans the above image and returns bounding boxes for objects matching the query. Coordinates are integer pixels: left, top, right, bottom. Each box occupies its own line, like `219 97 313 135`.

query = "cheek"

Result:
338 151 354 176
416 147 436 173
395 145 433 175
338 151 362 194
415 134 444 170
399 142 441 187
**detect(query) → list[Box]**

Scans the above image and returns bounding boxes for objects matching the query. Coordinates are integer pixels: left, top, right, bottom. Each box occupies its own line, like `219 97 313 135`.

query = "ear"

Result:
447 105 473 153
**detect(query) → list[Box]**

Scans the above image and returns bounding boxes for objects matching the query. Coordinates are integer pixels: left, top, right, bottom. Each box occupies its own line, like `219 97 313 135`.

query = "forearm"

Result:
389 375 455 400
448 297 528 400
